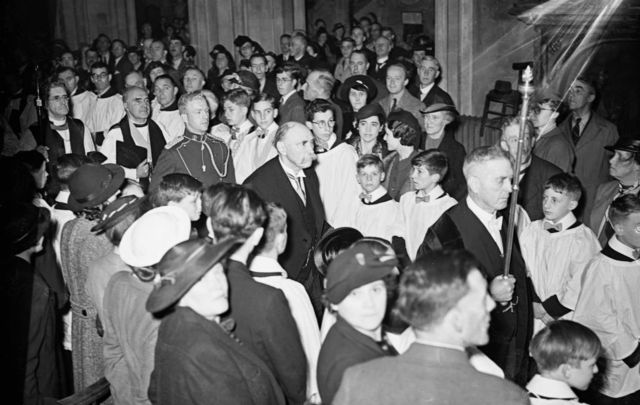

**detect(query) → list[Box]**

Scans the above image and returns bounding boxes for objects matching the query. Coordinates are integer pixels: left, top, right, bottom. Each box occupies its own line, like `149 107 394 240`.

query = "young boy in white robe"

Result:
306 99 361 228
239 93 279 181
249 202 321 404
526 320 601 404
394 149 457 261
573 194 640 402
87 61 125 145
353 154 399 240
520 173 600 332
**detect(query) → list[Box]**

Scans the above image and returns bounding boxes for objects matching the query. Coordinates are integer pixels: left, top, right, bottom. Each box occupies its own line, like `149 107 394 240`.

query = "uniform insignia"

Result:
164 136 185 149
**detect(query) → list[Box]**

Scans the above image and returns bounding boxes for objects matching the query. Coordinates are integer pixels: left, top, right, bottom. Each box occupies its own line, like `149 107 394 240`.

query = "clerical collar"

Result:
49 116 67 126
419 82 435 95
544 211 576 231
608 235 639 261
160 99 179 112
130 119 148 128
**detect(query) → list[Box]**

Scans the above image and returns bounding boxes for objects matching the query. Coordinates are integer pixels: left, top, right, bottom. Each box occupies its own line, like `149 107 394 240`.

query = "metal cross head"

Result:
522 66 533 85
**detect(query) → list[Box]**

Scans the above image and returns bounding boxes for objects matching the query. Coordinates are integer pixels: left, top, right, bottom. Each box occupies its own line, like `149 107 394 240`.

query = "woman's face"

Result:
349 88 368 112
215 53 229 71
34 161 48 190
336 280 387 336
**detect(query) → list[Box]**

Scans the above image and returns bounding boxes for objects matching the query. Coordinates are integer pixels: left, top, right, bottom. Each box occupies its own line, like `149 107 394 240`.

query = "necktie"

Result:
360 192 372 203
543 221 562 233
287 173 306 204
376 62 384 71
415 194 430 203
571 117 582 145
50 121 68 131
390 98 397 112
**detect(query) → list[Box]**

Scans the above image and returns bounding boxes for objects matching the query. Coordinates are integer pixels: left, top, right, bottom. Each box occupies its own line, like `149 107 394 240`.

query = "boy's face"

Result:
410 164 440 193
358 116 381 143
614 211 640 249
276 72 296 96
174 192 202 221
566 357 598 391
251 101 278 130
542 188 577 223
223 100 248 127
308 110 334 140
357 165 384 194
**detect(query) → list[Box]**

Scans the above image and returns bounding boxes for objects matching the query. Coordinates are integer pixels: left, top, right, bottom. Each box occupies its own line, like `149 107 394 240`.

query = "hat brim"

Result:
419 104 459 115
67 164 125 211
338 75 378 102
326 262 396 304
604 145 640 154
146 238 241 314
90 196 146 233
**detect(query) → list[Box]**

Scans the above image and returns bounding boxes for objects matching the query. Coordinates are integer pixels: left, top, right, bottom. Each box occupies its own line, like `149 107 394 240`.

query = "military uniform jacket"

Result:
150 129 236 190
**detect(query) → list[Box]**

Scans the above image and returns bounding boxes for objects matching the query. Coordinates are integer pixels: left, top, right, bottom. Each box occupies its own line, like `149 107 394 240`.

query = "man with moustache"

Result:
151 91 235 190
101 86 169 183
417 145 535 386
244 122 328 319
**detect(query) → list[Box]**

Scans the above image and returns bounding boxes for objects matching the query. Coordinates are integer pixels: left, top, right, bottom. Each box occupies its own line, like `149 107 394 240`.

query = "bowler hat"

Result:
325 243 398 304
67 163 125 211
605 138 640 154
388 109 422 135
419 103 458 115
119 206 192 269
146 238 241 314
338 75 378 103
91 195 146 233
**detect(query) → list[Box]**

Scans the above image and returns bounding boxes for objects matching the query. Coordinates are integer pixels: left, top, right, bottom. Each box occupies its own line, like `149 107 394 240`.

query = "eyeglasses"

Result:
532 107 554 114
92 72 109 80
49 95 69 102
276 77 293 84
312 119 335 128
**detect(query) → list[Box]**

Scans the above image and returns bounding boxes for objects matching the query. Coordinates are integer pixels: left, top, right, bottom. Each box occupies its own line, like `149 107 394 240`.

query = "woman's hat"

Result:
419 103 458 116
338 75 378 103
387 109 422 135
146 238 241 314
67 163 125 211
2 204 50 255
325 243 398 304
91 195 146 233
355 102 385 122
314 227 363 276
605 138 640 154
119 206 192 268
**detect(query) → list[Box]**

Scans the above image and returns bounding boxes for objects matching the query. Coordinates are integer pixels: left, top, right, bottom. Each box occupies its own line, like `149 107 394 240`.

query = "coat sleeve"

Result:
102 287 130 404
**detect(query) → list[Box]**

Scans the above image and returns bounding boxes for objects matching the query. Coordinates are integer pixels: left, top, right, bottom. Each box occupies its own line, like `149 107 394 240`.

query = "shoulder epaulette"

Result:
164 136 185 149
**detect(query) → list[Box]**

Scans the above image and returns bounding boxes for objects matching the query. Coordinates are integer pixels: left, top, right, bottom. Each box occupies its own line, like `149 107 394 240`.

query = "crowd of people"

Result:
2 12 639 405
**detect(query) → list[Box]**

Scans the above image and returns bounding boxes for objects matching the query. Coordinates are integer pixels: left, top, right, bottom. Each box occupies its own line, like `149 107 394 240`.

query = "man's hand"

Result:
533 302 555 324
136 160 150 179
490 274 515 303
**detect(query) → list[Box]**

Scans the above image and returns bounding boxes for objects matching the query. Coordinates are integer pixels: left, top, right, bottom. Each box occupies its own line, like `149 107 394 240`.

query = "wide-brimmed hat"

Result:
314 227 363 276
67 163 125 211
325 243 398 304
387 109 422 135
119 206 192 268
91 195 146 233
605 138 640 154
419 103 458 115
146 238 241 314
338 75 378 103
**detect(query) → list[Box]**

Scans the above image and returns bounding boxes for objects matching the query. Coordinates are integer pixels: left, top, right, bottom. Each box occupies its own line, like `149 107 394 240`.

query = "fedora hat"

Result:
338 75 378 103
91 195 146 233
67 163 125 211
605 138 640 154
146 238 241 314
119 206 192 268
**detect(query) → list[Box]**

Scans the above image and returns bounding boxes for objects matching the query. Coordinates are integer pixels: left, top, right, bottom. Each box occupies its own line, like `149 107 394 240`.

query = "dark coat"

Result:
317 317 396 405
417 199 534 384
519 155 562 221
436 129 467 201
244 157 327 282
225 260 307 405
408 83 455 107
261 77 279 100
149 307 285 405
111 56 134 92
30 118 89 164
367 58 391 82
334 343 529 405
532 126 574 173
278 92 306 125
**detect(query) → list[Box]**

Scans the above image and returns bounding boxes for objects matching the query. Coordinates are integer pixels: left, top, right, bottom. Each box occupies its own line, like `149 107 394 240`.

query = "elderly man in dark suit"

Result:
333 250 529 404
244 122 328 319
499 117 562 221
408 55 455 108
417 145 535 386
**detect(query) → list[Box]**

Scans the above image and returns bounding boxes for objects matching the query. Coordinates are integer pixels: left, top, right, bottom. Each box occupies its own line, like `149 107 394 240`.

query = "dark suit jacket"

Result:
111 56 134 92
261 77 279 100
435 129 467 200
243 157 326 282
367 58 391 82
225 260 307 405
408 83 455 107
519 155 562 221
333 343 529 405
278 92 306 125
417 199 533 383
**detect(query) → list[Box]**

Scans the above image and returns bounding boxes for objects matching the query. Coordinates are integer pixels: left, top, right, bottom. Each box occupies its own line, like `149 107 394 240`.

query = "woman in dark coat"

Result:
146 239 285 405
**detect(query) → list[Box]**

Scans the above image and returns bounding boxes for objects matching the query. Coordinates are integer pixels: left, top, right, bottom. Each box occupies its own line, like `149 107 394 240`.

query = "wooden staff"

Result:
503 66 534 277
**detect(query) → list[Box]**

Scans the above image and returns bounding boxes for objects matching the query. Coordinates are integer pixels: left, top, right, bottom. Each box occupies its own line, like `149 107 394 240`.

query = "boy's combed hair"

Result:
609 193 640 227
253 92 277 109
530 320 602 372
305 98 334 122
274 61 303 83
222 88 252 109
260 202 288 252
411 149 448 180
544 173 583 202
206 182 267 240
356 153 384 173
150 173 202 207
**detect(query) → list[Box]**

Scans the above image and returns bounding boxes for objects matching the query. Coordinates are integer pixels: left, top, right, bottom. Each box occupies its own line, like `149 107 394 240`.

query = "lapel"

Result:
456 200 505 276
273 160 307 209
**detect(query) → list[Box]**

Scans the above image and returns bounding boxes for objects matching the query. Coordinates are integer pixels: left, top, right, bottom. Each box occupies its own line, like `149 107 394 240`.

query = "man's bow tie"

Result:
543 221 562 233
415 194 430 203
255 128 265 139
